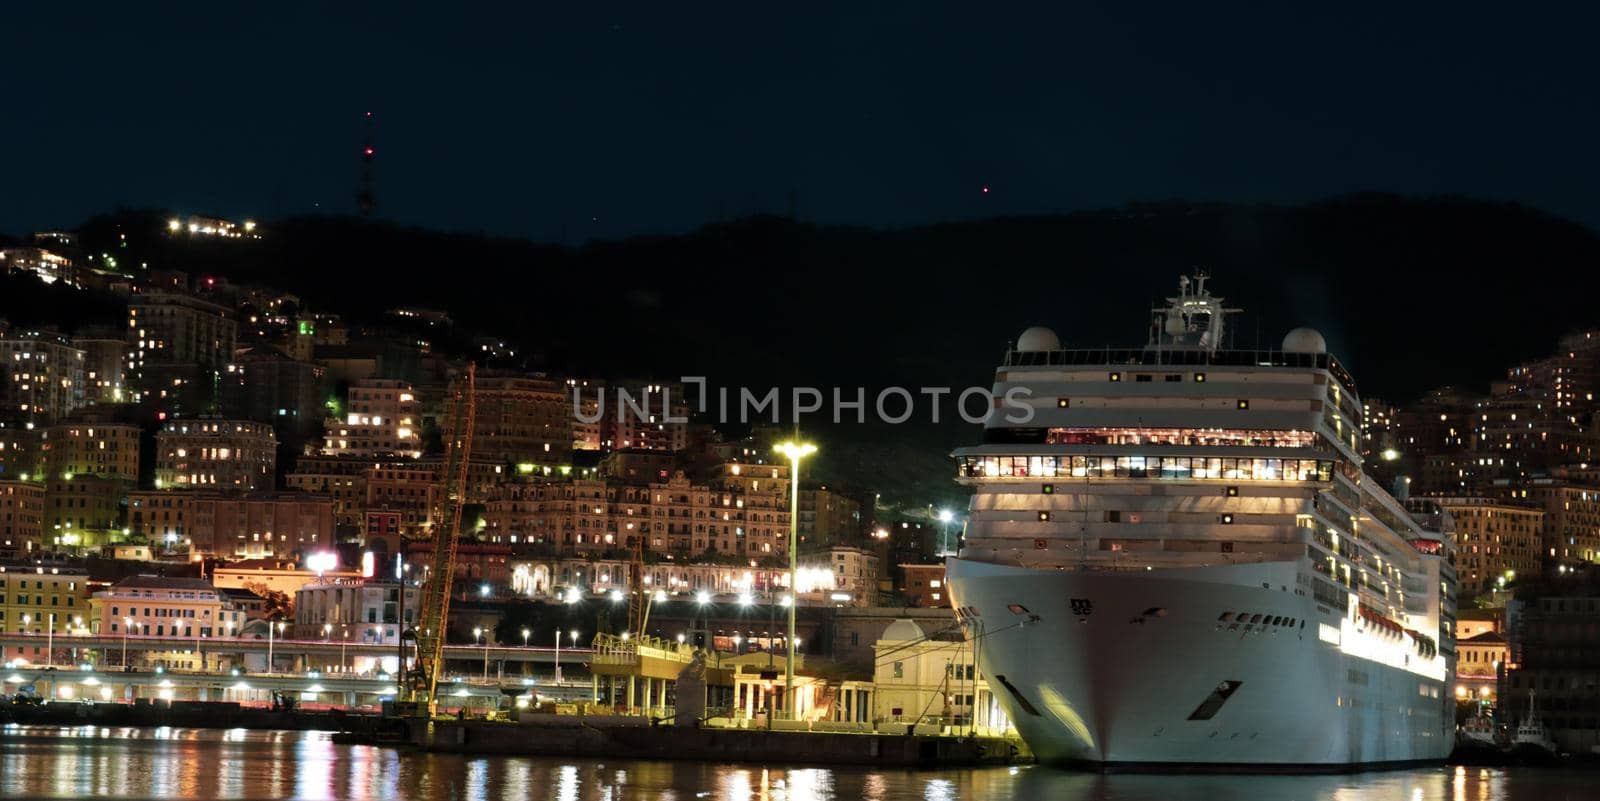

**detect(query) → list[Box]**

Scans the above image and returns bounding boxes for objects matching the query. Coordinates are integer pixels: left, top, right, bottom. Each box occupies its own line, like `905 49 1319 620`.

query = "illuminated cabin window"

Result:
1221 514 1235 524
1056 398 1069 408
1109 372 1121 382
1037 511 1051 521
1044 428 1319 448
1237 399 1250 410
1194 372 1206 382
958 455 1334 483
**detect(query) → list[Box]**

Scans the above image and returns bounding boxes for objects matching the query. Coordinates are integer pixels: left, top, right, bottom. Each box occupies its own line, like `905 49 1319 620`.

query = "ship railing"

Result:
1000 347 1354 393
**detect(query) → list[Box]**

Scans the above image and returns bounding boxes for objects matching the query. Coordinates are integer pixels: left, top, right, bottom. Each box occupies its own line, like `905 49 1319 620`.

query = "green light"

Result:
517 463 536 474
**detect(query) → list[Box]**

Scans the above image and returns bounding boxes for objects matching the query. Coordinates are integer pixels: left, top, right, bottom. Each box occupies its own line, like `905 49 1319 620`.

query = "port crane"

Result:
408 363 476 716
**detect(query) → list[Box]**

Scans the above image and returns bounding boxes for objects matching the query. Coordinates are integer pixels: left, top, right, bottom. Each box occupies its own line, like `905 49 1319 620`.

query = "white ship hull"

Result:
947 558 1452 770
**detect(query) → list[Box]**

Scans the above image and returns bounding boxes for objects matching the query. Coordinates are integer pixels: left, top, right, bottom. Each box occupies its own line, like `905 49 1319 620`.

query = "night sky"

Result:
8 3 1600 242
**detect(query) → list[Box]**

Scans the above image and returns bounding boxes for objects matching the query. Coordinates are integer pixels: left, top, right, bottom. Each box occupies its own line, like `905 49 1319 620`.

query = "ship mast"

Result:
1149 271 1243 354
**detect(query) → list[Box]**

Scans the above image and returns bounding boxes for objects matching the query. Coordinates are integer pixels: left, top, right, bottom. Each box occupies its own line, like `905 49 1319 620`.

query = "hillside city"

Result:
0 217 959 714
3 215 1600 750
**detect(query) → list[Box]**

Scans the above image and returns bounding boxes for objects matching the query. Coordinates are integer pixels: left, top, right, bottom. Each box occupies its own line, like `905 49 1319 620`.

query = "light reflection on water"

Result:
0 726 1579 800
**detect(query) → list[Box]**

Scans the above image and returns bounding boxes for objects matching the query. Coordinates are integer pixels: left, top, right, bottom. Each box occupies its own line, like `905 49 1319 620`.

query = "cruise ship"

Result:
946 275 1457 770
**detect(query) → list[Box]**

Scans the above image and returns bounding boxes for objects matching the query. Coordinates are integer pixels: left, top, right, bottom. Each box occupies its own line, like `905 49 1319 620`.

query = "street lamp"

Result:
267 620 285 674
45 613 55 667
521 627 530 648
342 629 349 674
475 627 488 680
554 628 563 682
774 440 817 720
122 616 133 667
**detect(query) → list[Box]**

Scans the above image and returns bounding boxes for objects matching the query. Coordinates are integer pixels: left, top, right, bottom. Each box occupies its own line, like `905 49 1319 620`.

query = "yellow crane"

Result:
411 363 476 716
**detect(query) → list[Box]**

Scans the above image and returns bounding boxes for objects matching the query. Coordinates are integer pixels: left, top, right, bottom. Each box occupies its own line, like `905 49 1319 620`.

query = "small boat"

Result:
1459 714 1498 747
1506 694 1558 760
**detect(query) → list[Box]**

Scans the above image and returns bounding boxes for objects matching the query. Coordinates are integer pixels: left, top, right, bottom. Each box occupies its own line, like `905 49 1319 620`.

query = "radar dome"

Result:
1281 328 1327 354
1016 326 1060 352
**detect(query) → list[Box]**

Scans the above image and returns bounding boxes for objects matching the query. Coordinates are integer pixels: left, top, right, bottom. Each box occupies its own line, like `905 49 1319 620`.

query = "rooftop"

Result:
112 575 218 592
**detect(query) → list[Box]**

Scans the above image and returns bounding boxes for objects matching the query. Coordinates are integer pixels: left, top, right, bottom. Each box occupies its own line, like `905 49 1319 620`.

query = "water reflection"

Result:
0 726 1579 800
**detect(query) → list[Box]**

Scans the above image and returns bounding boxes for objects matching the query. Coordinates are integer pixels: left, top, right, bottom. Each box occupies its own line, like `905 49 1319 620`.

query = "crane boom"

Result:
412 363 476 715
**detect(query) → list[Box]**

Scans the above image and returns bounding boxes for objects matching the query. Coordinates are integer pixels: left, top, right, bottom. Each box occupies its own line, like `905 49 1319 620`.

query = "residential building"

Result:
364 465 439 540
0 247 77 286
126 292 236 411
89 575 235 669
0 330 85 424
155 418 276 492
600 382 689 451
0 421 41 481
1435 496 1543 599
798 486 862 546
285 455 377 529
798 545 878 606
72 337 126 404
897 563 949 608
0 481 45 557
127 490 336 559
1516 479 1600 570
321 378 421 458
218 353 327 436
41 416 140 481
0 563 91 665
44 474 124 548
457 374 570 466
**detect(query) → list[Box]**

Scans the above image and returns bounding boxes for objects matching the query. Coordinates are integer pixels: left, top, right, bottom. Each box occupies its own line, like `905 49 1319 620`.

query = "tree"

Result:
244 582 294 619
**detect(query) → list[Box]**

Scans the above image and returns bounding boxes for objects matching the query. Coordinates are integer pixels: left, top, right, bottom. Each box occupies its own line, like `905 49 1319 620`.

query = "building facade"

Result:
1435 496 1544 599
0 563 91 665
0 481 45 557
40 418 140 481
127 490 335 559
0 331 85 424
155 419 277 492
293 577 419 646
321 378 421 458
126 292 237 411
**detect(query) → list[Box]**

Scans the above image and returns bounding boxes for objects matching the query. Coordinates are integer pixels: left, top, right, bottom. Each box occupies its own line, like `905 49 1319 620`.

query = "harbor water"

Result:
0 725 1590 800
